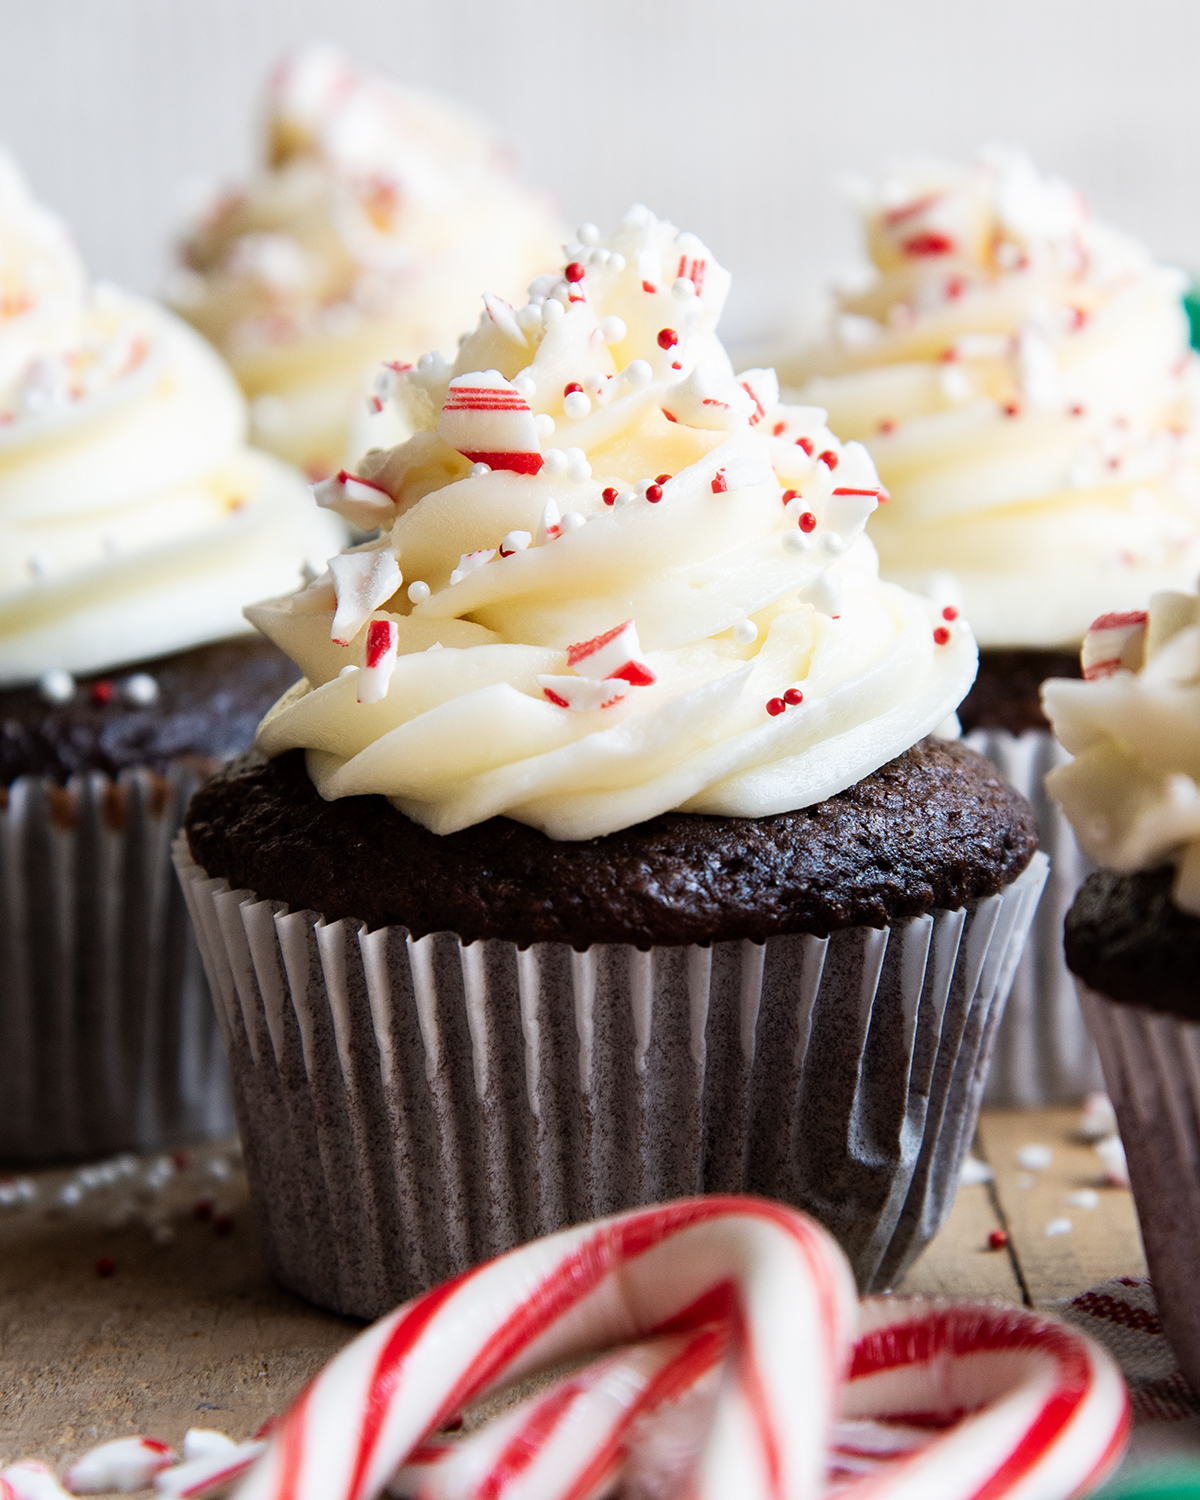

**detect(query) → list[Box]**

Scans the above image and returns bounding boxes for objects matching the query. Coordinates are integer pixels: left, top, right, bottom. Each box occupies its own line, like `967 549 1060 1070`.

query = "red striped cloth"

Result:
1061 1278 1200 1426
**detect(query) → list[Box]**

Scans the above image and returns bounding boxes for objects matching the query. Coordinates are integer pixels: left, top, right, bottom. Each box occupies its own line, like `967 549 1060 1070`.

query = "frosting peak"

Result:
782 149 1200 648
1044 592 1200 913
251 208 976 840
0 154 343 685
170 47 562 476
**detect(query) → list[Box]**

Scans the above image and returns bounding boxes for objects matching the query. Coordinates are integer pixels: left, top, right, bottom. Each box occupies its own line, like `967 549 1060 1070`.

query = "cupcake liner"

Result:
1077 981 1200 1396
0 767 235 1163
967 727 1105 1105
174 837 1046 1318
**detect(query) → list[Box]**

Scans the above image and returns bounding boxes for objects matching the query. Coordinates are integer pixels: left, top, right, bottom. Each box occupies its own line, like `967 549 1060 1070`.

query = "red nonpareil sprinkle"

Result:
645 484 663 503
193 1199 214 1221
90 680 114 705
818 449 838 470
171 1151 188 1170
671 361 682 370
773 421 786 436
642 280 657 294
799 512 817 533
766 697 786 717
710 470 728 494
942 606 959 621
796 436 814 456
214 1214 234 1237
602 487 619 506
946 276 965 299
657 328 679 349
1002 402 1020 417
96 1257 116 1278
878 418 896 434
783 688 803 706
563 382 583 397
656 473 672 484
1068 306 1087 330
934 626 952 645
902 231 956 257
1070 404 1086 417
782 489 799 505
988 1230 1009 1251
564 262 585 283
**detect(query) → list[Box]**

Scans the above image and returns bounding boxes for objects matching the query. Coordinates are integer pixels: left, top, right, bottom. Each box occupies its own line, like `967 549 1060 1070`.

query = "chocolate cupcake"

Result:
177 207 1045 1317
778 148 1200 1105
0 153 343 1161
1044 594 1200 1395
169 46 561 479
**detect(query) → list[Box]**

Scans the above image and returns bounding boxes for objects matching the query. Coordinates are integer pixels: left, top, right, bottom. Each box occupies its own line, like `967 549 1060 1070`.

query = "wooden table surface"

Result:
0 1107 1147 1473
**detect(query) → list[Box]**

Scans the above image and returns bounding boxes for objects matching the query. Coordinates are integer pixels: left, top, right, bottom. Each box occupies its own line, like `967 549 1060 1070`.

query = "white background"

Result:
2 0 1198 352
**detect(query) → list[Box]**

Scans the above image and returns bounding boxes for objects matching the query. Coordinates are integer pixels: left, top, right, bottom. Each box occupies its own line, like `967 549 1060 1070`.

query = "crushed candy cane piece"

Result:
1078 1092 1117 1140
1017 1143 1054 1170
64 1437 175 1494
537 499 561 545
537 675 631 711
329 550 401 645
357 619 398 704
154 1441 265 1498
1082 610 1147 680
438 372 543 475
448 548 495 586
2 1463 72 1500
312 470 395 529
566 619 655 686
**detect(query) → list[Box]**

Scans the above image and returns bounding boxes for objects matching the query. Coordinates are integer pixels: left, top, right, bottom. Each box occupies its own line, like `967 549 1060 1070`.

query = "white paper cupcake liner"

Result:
1078 982 1200 1396
966 728 1104 1106
0 767 235 1163
176 833 1046 1316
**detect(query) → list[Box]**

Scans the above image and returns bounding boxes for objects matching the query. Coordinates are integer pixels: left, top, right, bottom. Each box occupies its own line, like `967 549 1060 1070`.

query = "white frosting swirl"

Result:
251 208 976 841
170 46 561 476
1044 593 1200 914
780 148 1200 647
0 153 343 685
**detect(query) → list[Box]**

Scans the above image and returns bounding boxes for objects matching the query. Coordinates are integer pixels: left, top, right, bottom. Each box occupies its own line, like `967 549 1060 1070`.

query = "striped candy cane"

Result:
234 1197 857 1500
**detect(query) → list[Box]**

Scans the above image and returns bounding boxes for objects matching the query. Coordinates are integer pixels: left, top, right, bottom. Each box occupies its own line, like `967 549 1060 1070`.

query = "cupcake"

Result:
176 206 1046 1318
1043 596 1200 1396
0 152 343 1162
778 147 1200 1106
169 45 562 479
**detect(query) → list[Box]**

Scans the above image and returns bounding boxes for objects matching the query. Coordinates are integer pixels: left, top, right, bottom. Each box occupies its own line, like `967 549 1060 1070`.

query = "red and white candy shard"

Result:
357 619 398 704
1 1463 72 1500
567 620 656 686
438 372 544 475
536 675 631 711
63 1438 175 1495
231 1197 857 1500
1082 610 1148 680
228 1195 1128 1500
825 487 883 536
448 549 495 586
329 551 402 646
312 470 396 530
155 1440 266 1499
537 499 561 545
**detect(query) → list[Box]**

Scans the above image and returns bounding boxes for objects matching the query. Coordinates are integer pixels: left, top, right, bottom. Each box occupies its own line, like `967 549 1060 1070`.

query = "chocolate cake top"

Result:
1066 867 1200 1020
186 736 1037 948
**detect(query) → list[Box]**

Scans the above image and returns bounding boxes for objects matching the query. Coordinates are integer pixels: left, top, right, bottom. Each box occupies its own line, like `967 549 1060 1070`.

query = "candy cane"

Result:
390 1327 727 1500
233 1197 857 1500
831 1296 1129 1498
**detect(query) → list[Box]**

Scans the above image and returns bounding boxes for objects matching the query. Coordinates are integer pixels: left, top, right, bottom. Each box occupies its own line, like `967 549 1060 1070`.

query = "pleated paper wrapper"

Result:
1079 981 1200 1397
0 768 235 1163
968 727 1104 1106
176 833 1046 1317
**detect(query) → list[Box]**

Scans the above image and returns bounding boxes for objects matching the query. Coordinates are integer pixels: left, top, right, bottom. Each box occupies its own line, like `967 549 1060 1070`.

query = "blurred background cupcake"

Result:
777 148 1200 1106
0 151 343 1163
1043 595 1200 1398
177 207 1045 1318
167 45 562 480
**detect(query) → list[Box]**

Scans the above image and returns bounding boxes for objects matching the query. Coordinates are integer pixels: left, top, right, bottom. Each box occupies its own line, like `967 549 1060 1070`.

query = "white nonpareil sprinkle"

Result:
781 531 813 554
535 413 556 438
541 449 568 477
123 673 159 706
732 619 758 646
407 581 431 603
1066 1189 1099 1210
1044 1217 1073 1238
563 391 590 420
959 1156 994 1186
1016 1144 1053 1170
624 359 652 387
38 669 75 705
469 462 492 477
599 316 627 344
